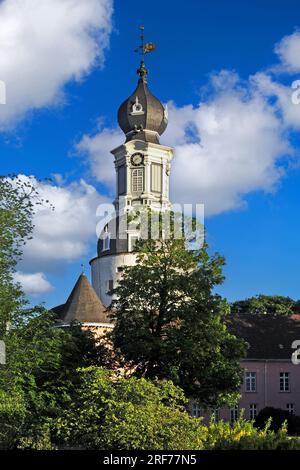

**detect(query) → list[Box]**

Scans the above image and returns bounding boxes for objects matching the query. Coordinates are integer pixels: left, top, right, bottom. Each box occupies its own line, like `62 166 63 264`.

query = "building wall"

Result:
91 252 137 307
190 359 300 422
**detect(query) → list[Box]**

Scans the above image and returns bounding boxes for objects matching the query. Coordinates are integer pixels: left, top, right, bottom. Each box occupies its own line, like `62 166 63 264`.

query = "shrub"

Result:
255 407 300 435
54 367 207 450
204 417 300 450
0 389 27 449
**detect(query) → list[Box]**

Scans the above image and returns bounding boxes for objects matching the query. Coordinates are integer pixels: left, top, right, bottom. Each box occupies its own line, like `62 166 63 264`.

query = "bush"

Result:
0 389 27 449
54 367 207 450
204 417 300 450
255 407 300 435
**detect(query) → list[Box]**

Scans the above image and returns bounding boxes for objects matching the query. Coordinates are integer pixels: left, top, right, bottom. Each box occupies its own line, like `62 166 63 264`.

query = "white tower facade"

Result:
90 57 174 307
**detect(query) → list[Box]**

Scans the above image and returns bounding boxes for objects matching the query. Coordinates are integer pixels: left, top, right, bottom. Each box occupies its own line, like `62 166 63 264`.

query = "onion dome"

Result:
117 60 168 144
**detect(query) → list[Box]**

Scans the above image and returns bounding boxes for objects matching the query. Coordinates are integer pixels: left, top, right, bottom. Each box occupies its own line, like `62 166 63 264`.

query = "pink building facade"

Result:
190 314 300 423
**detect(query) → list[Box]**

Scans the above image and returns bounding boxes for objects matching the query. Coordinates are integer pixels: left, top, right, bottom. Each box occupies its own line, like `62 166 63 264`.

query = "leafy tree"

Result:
231 295 297 316
0 309 101 448
110 234 246 408
0 175 104 448
0 175 46 334
55 367 206 450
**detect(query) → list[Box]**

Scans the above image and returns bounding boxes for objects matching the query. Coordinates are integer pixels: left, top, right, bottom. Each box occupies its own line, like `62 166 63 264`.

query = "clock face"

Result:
131 152 144 166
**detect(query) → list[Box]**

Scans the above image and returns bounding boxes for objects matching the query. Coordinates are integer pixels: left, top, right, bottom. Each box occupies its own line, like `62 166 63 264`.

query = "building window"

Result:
102 224 110 251
287 403 295 415
230 405 239 424
132 168 143 193
211 408 220 423
245 372 257 392
106 279 114 294
249 404 257 420
280 372 290 392
118 165 126 195
129 235 139 252
191 403 201 418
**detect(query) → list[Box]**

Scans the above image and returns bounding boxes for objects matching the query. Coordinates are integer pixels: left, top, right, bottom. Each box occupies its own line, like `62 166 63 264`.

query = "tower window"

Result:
102 224 110 251
106 279 114 294
118 165 126 195
132 168 144 193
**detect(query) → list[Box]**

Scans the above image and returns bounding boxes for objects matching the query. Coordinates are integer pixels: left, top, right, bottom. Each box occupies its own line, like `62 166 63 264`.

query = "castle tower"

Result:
90 30 174 307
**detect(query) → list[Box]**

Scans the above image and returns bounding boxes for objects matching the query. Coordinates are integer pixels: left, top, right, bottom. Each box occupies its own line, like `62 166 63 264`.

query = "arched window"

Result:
132 168 143 193
102 223 110 251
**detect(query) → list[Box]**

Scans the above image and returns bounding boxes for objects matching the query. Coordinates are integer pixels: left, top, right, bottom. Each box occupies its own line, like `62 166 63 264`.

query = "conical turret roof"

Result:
53 274 109 324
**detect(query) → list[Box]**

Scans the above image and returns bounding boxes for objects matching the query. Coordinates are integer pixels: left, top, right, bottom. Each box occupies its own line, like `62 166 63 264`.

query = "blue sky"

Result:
0 0 300 306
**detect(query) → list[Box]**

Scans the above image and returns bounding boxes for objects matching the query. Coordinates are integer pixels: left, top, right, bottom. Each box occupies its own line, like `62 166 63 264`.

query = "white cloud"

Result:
78 69 292 216
76 126 122 191
275 31 300 73
0 0 113 128
14 271 53 296
162 73 292 215
17 176 109 279
252 72 300 130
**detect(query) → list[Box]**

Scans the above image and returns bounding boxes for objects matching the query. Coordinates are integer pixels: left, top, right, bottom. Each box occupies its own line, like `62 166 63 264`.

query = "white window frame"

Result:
128 234 139 252
191 403 201 418
287 403 295 415
249 403 257 420
132 168 144 193
245 371 257 392
211 408 220 423
280 372 290 392
230 405 239 424
102 224 110 252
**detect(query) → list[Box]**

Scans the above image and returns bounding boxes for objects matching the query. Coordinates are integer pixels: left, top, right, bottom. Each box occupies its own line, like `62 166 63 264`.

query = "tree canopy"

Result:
231 295 298 316
110 234 246 408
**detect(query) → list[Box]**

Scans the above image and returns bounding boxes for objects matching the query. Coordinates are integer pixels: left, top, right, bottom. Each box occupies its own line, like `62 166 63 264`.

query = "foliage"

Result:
110 233 246 408
55 373 300 451
0 309 100 449
204 417 300 450
231 295 297 316
0 175 51 334
0 389 27 449
55 367 207 450
255 407 300 435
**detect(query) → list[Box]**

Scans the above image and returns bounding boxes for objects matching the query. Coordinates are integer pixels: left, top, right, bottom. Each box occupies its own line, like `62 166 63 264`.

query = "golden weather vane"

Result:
134 25 156 59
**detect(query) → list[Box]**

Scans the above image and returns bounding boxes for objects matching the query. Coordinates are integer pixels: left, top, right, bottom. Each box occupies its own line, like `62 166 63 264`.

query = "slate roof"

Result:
228 313 300 360
52 274 110 325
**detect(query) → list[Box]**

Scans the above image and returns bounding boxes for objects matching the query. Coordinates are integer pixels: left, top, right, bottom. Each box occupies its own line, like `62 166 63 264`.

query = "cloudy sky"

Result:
1 0 300 306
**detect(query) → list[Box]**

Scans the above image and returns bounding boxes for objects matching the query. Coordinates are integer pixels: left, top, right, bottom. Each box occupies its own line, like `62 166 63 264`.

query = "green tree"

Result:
0 175 45 334
0 308 100 448
0 176 102 448
110 235 246 408
231 295 296 316
55 367 206 450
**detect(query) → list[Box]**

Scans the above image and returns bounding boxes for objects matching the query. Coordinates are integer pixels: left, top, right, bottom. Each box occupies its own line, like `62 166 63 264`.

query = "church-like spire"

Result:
117 26 167 144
